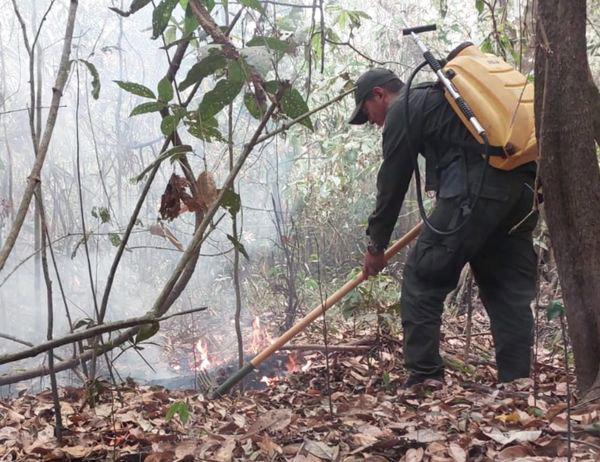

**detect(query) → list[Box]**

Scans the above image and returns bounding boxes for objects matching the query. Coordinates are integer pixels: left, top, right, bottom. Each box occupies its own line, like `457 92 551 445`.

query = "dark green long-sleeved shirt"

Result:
366 82 536 248
366 82 493 247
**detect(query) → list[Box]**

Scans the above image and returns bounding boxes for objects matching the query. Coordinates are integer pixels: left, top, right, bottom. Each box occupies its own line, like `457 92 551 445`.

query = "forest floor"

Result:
1 301 600 461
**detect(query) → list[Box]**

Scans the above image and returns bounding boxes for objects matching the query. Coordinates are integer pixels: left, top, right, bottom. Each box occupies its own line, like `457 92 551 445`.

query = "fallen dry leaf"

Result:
482 428 542 445
448 442 466 462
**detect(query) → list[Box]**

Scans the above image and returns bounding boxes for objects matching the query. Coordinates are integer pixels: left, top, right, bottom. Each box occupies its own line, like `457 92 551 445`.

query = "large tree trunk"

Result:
535 0 600 400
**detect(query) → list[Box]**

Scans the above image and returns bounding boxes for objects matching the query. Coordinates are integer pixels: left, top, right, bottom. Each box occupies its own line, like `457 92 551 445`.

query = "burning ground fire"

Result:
166 315 309 388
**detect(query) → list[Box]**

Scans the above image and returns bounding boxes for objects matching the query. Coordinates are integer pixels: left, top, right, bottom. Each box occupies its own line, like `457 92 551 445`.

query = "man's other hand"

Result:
363 249 386 277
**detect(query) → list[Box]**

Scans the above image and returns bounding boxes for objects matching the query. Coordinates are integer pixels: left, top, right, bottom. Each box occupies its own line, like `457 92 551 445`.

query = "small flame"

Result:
195 339 211 371
286 351 299 373
260 375 279 387
249 316 271 353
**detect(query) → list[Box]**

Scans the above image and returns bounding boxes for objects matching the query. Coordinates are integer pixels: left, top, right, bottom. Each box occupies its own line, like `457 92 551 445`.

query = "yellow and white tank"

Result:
443 43 538 170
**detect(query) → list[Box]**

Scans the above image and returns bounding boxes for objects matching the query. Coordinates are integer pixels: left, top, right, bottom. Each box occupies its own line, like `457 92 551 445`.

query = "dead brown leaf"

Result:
404 447 424 462
145 451 176 462
248 408 292 434
257 434 282 457
448 442 466 462
496 444 535 460
213 438 236 462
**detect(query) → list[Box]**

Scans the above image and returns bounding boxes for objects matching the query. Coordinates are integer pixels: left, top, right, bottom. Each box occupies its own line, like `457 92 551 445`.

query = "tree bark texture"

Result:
535 0 600 399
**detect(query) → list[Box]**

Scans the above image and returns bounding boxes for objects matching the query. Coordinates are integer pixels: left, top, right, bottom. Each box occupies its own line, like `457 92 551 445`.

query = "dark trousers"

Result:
400 167 538 382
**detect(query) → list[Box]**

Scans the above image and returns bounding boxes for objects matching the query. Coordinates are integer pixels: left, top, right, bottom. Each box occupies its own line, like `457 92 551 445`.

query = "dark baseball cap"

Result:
348 68 403 125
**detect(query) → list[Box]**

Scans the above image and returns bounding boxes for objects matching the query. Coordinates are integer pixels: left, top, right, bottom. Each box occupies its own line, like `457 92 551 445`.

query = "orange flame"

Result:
195 338 211 371
286 351 299 373
249 316 271 353
260 375 279 387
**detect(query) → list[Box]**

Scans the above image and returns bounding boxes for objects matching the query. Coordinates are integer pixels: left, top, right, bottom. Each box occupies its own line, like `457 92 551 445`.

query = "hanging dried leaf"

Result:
197 171 219 210
159 173 192 221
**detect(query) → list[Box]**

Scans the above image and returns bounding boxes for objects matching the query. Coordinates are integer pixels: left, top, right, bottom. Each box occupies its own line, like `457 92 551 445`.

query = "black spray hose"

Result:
404 60 491 236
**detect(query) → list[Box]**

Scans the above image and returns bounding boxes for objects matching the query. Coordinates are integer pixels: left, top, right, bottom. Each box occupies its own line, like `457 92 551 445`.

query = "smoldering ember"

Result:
0 0 598 461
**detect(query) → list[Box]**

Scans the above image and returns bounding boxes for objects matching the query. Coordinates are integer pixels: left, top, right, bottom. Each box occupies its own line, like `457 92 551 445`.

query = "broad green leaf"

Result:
546 300 565 321
187 115 224 142
166 401 190 424
227 234 249 260
109 0 152 16
135 321 160 343
244 92 263 119
108 233 122 247
203 0 216 11
184 2 199 34
221 189 240 218
178 51 227 91
152 0 179 39
130 101 166 117
161 114 181 136
157 76 174 102
227 58 249 84
239 0 264 13
281 88 313 130
198 78 243 119
164 24 177 45
80 60 101 99
246 36 294 56
475 0 484 14
114 80 156 99
264 80 280 94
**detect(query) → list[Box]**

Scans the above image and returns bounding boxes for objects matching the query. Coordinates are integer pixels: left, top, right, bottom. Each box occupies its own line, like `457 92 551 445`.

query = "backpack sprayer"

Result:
402 24 537 235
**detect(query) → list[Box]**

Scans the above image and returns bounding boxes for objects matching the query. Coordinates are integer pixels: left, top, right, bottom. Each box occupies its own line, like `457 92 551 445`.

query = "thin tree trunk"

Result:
535 0 600 399
0 0 78 272
34 189 63 440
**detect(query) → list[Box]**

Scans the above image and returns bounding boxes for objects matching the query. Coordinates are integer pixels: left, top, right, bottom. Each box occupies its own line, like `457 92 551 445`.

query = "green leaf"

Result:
184 2 199 34
152 0 179 39
114 80 156 99
130 101 166 117
280 88 313 130
227 58 249 84
203 0 216 11
80 60 101 99
243 92 263 119
246 36 295 57
178 51 227 91
187 115 224 142
546 300 565 321
157 76 174 102
135 321 160 343
161 114 181 136
475 0 484 14
109 0 152 16
166 401 190 424
264 80 280 94
227 234 250 260
221 189 240 218
239 0 264 13
108 233 122 247
91 206 111 224
164 25 177 45
198 78 243 119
